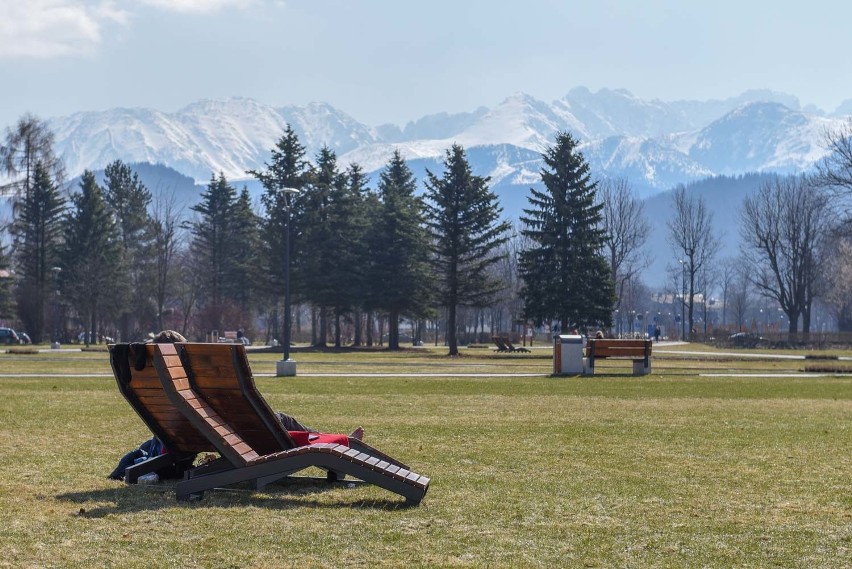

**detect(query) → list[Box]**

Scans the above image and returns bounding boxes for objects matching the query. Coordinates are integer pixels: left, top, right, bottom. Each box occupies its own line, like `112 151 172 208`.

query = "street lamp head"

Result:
280 187 300 211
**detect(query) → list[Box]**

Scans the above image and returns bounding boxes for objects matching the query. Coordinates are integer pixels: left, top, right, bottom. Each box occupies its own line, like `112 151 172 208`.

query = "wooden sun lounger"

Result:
174 342 411 485
492 336 510 352
153 343 430 504
502 337 531 353
108 343 212 482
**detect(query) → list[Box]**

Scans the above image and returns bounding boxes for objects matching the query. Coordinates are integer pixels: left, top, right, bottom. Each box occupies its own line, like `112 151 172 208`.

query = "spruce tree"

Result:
519 131 614 331
11 161 65 342
248 126 311 342
425 144 510 356
324 162 370 347
61 170 124 345
372 150 433 350
231 186 263 321
342 162 373 346
102 160 154 338
187 173 243 334
296 146 344 346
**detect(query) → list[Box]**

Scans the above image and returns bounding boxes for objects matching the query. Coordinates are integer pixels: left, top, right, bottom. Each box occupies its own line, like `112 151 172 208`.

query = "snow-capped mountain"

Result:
51 98 381 182
47 88 851 200
687 102 835 174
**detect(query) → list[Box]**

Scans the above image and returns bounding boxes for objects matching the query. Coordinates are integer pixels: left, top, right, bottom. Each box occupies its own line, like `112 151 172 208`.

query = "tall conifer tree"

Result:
372 150 432 350
188 173 243 334
296 146 343 346
102 160 154 338
11 161 65 342
231 186 263 318
61 170 124 345
248 125 311 305
425 144 510 356
519 131 614 331
342 162 372 346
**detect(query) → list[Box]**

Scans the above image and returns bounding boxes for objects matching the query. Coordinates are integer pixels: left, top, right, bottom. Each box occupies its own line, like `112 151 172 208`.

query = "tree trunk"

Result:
388 309 399 350
447 303 458 356
366 311 374 346
353 310 362 346
317 306 328 347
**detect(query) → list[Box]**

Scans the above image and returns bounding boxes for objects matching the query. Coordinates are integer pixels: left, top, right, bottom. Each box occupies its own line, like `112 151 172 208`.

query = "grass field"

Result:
0 344 850 568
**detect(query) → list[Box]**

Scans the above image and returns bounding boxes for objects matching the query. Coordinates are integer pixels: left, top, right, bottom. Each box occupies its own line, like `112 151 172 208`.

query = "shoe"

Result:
138 472 159 484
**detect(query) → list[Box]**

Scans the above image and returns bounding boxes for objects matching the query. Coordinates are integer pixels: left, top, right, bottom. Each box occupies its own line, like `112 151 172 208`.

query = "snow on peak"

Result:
46 89 849 194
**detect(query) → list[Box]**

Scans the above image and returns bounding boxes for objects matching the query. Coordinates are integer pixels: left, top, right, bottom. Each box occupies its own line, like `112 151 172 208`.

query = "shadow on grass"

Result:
56 478 414 517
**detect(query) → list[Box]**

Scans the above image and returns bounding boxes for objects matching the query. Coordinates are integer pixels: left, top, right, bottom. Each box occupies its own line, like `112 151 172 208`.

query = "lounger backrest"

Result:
153 343 259 466
109 343 215 454
176 343 297 455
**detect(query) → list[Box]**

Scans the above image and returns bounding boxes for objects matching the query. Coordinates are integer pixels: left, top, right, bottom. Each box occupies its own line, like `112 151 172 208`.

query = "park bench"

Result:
584 338 652 375
153 342 429 504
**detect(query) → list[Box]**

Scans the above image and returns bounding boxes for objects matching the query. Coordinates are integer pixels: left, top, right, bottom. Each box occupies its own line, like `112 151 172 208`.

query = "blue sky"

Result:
1 0 850 130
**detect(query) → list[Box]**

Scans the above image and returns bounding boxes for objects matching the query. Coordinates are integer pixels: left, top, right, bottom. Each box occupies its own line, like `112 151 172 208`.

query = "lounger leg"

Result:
125 453 177 484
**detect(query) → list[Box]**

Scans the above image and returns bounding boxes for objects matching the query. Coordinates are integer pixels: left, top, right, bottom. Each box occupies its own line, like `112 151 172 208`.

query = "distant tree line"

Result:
2 113 852 350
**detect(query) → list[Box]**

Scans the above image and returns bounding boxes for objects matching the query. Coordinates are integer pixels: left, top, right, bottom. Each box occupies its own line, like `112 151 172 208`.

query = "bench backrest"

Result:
109 343 216 454
175 342 297 455
586 339 652 359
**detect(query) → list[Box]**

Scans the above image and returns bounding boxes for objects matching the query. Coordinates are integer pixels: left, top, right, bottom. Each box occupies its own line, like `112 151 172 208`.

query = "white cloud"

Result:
0 0 254 60
0 0 128 59
138 0 254 13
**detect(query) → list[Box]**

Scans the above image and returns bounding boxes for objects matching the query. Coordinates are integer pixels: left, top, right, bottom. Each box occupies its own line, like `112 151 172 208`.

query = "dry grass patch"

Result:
0 347 850 567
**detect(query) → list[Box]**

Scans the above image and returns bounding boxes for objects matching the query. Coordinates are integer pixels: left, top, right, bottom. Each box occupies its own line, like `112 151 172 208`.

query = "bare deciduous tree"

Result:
817 121 852 194
822 236 852 332
0 114 64 199
667 186 721 340
729 258 752 332
740 175 835 339
150 191 184 332
599 178 652 321
717 257 738 329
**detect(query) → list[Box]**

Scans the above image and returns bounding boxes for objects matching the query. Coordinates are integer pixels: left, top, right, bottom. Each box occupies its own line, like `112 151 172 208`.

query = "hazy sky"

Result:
1 0 850 130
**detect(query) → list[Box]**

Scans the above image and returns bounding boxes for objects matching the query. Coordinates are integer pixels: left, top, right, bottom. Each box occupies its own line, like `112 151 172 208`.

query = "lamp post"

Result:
679 259 687 341
276 187 300 377
51 266 62 348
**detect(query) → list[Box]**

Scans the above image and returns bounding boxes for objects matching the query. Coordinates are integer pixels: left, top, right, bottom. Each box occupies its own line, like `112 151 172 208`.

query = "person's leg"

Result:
275 411 313 433
108 448 144 480
276 411 365 441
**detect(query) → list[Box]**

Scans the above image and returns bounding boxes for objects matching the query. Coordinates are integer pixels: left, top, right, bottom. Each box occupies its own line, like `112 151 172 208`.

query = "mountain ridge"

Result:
45 87 851 200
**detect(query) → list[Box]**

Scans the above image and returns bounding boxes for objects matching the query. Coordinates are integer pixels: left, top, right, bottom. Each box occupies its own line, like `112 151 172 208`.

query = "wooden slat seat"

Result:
108 343 213 482
585 338 652 375
152 343 430 504
176 342 412 473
